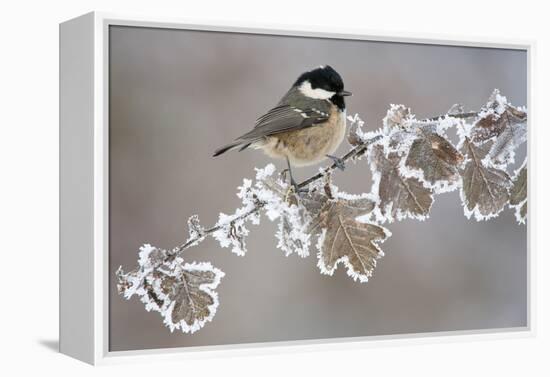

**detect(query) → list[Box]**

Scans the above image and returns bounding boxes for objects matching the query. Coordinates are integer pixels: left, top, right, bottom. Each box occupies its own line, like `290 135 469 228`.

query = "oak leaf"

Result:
471 90 527 145
116 245 224 333
404 126 464 191
310 195 389 283
369 144 434 221
459 138 511 220
509 160 527 224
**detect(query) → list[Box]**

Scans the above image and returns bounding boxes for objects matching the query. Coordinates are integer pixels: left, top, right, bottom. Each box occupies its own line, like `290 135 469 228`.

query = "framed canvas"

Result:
59 11 534 365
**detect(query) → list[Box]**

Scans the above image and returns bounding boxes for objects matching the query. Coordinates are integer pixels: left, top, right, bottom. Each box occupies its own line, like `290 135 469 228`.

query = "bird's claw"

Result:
326 154 346 171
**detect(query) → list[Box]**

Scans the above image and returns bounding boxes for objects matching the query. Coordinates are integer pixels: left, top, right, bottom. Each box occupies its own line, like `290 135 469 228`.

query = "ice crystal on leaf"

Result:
471 90 527 168
116 90 528 335
472 90 525 142
488 120 527 168
368 143 434 222
116 245 225 333
347 114 366 146
211 177 261 256
184 215 205 248
509 159 527 224
212 212 251 256
304 189 389 283
403 123 464 192
383 104 414 130
458 137 511 221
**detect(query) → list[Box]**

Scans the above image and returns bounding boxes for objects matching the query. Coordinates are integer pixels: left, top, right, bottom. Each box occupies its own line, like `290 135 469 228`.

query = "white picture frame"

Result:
59 11 535 365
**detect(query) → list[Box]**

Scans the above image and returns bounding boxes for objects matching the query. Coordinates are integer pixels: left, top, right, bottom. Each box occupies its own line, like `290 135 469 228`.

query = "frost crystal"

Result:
211 176 261 256
471 89 527 152
309 193 390 283
212 212 251 256
347 113 369 146
116 90 527 335
116 245 225 333
458 138 511 221
509 158 527 224
402 123 464 193
368 143 434 222
254 164 312 257
184 215 205 248
383 104 414 130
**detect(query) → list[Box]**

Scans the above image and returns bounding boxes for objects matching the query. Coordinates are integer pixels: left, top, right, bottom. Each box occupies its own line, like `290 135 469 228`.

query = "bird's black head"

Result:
294 65 351 110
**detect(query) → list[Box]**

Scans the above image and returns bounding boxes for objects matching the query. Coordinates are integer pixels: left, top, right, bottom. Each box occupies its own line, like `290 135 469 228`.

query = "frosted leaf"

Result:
211 173 264 256
276 212 310 257
269 179 312 258
488 121 527 168
187 215 204 237
369 144 434 222
212 213 250 256
347 113 367 146
116 245 225 333
253 164 312 257
312 196 390 283
384 104 413 129
158 262 224 333
471 91 527 144
386 128 417 156
509 159 527 224
185 215 205 247
403 126 464 192
459 138 511 221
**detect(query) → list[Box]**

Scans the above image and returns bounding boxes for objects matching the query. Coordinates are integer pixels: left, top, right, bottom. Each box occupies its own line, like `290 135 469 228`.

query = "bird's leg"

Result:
326 154 346 171
285 157 298 189
280 168 289 182
285 157 306 194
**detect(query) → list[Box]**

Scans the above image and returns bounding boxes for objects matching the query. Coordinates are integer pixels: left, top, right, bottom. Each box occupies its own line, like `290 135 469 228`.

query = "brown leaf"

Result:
117 244 224 333
370 144 434 221
488 121 527 166
459 138 511 220
347 117 364 146
384 104 412 129
509 161 527 224
471 100 526 144
405 127 464 189
161 267 218 326
315 197 389 282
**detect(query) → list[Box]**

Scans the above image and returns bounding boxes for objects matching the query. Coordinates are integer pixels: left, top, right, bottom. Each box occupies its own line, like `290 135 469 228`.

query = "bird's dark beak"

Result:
339 90 352 96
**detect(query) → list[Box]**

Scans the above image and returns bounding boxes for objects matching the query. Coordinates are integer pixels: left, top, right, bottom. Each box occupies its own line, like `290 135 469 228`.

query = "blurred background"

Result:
108 26 527 351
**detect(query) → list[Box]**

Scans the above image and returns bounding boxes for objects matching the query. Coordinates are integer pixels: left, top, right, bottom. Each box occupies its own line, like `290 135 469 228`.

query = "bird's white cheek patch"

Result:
298 81 335 100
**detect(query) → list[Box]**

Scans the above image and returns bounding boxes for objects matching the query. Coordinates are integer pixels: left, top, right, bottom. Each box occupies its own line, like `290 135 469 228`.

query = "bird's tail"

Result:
213 141 251 157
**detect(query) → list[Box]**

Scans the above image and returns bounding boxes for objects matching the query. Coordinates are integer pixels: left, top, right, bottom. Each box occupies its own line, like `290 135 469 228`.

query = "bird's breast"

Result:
262 107 347 166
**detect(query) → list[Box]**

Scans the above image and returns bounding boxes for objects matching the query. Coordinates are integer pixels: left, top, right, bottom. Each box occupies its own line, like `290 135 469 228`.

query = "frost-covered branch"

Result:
117 90 527 334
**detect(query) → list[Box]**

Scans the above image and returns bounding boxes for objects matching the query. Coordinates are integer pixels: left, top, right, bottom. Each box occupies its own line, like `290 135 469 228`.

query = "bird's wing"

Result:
236 100 331 141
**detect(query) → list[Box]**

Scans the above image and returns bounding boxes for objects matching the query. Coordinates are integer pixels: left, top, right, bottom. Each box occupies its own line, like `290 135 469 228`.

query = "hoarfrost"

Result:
252 164 312 257
117 90 527 335
509 158 527 224
116 246 225 333
458 138 511 221
367 142 433 222
310 193 389 283
401 123 464 193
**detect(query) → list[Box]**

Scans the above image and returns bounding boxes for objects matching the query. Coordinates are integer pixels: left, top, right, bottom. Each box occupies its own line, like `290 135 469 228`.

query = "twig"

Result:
297 135 382 189
170 205 263 258
423 111 478 122
167 111 476 256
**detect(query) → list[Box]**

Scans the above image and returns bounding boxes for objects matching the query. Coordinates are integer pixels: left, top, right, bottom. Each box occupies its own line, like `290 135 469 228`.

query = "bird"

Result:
213 65 351 190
